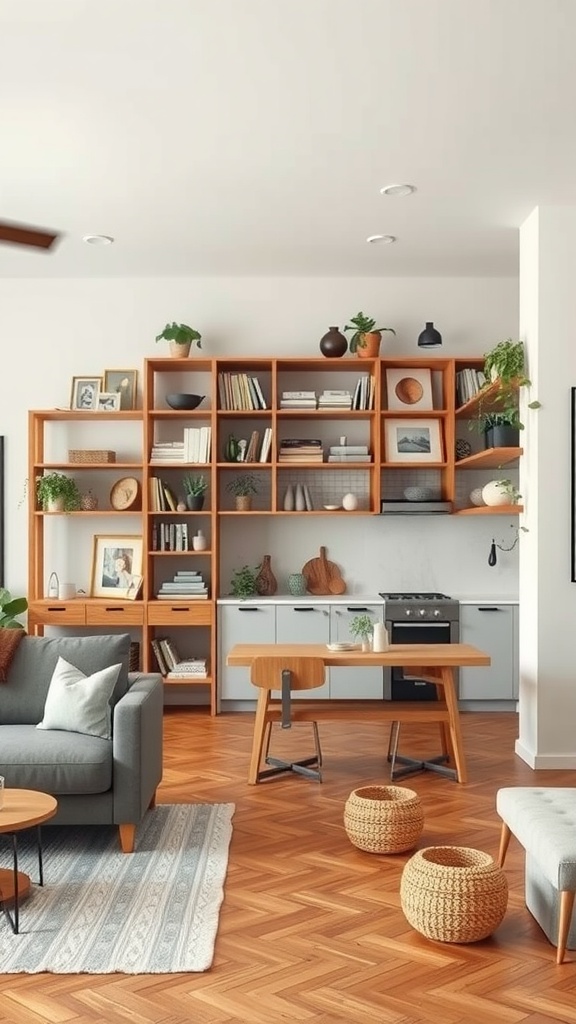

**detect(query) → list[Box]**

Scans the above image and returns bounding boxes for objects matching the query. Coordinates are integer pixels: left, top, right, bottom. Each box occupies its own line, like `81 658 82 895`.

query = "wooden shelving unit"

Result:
27 354 524 714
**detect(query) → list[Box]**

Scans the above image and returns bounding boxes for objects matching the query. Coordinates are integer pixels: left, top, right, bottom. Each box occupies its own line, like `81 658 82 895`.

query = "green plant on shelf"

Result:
229 565 259 598
474 338 540 430
226 473 259 497
349 613 374 642
343 312 396 353
36 472 82 511
155 321 202 348
182 474 208 496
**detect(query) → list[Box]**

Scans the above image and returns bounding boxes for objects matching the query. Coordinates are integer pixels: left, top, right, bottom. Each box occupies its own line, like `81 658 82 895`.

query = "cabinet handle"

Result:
238 607 260 612
46 606 67 612
103 607 125 612
346 606 370 612
478 607 501 612
293 607 315 612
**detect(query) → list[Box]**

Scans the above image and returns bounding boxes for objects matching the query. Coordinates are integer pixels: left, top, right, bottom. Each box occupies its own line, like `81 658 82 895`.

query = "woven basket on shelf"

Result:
344 785 424 854
68 449 116 464
400 846 508 943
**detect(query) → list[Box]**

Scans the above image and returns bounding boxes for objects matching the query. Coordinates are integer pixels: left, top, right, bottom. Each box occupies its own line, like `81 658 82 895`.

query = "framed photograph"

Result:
386 367 433 411
103 369 138 411
70 376 102 411
90 535 143 598
96 392 121 412
125 574 144 600
384 418 444 463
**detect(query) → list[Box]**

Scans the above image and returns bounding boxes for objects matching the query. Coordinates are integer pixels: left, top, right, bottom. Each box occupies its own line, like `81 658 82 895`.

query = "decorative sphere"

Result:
482 480 511 506
469 487 485 507
455 438 472 460
176 501 187 512
342 492 358 511
395 376 424 405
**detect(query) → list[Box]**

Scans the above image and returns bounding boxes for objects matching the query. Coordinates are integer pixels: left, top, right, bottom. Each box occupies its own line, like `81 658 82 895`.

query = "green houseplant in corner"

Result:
182 473 208 510
0 587 28 628
155 321 202 358
478 338 540 430
344 312 396 358
36 472 82 512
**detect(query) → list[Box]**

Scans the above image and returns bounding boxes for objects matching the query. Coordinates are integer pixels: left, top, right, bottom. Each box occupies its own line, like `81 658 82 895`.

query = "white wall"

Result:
0 274 518 598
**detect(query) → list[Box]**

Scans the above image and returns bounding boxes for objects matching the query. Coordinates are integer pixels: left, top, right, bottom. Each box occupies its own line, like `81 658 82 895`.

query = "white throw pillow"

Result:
36 656 121 739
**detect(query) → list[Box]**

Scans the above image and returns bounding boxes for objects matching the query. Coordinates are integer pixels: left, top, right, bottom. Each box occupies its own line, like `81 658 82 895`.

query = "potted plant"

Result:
226 473 259 511
344 312 396 358
155 321 202 358
478 338 540 430
481 411 520 449
182 473 208 510
0 587 28 628
349 613 375 651
36 472 82 512
229 565 259 598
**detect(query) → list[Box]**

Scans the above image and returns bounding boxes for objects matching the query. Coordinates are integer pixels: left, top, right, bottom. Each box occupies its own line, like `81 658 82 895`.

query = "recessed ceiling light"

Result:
366 234 396 244
379 184 416 197
82 234 114 245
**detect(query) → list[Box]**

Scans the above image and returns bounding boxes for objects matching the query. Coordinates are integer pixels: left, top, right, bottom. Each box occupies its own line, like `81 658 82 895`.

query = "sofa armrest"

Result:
112 672 163 824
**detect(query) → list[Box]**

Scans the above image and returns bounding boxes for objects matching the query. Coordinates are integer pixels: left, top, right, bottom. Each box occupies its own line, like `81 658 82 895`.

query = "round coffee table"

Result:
0 789 58 933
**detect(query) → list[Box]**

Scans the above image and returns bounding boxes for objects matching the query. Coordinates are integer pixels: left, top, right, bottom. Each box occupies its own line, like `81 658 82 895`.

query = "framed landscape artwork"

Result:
385 418 443 463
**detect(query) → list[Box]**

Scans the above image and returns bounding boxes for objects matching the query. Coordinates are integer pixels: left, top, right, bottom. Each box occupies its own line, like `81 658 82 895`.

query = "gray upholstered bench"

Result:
496 787 576 963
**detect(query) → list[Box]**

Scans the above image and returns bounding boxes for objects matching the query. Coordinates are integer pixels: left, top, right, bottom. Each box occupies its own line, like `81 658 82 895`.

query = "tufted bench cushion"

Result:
496 787 576 962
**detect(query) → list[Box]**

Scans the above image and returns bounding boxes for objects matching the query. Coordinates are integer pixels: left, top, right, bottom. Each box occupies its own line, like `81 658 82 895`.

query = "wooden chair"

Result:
248 656 326 784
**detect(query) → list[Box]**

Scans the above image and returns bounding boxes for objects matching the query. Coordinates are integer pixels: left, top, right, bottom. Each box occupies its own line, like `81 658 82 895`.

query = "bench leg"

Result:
497 822 512 867
557 890 576 964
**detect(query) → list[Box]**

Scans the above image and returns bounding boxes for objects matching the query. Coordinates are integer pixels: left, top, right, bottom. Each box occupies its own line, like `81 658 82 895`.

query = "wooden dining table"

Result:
226 642 491 784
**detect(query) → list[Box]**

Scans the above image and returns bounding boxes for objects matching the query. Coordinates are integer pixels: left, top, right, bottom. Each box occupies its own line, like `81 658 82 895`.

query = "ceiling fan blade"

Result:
0 221 59 250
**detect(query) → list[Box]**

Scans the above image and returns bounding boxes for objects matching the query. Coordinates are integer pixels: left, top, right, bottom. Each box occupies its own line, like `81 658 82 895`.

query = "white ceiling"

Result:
2 0 575 278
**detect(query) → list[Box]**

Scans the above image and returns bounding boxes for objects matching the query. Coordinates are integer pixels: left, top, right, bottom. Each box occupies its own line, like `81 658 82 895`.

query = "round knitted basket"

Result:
400 846 508 943
344 785 424 854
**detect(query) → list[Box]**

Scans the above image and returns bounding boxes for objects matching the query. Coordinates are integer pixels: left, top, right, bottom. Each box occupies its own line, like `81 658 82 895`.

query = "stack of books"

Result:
278 438 324 462
456 368 487 406
156 570 209 599
352 374 375 410
327 444 372 463
317 389 353 409
150 441 185 463
151 636 208 678
217 372 267 410
279 390 317 409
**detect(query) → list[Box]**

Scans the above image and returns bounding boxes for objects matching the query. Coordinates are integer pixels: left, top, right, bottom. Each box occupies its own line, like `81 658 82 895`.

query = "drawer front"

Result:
147 602 213 626
29 601 86 626
86 603 145 626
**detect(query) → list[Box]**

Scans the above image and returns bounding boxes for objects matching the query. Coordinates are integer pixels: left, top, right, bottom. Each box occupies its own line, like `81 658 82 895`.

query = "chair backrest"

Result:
250 656 326 693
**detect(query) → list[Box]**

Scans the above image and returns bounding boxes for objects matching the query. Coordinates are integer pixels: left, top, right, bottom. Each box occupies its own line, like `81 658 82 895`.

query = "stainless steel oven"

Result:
379 592 460 700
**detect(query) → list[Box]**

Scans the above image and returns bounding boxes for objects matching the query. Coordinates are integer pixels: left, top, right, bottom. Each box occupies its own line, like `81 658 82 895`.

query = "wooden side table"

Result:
0 789 58 933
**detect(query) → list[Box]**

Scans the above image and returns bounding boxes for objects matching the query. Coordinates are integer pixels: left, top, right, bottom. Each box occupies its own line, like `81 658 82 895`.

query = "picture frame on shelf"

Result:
384 418 444 463
96 392 121 412
70 376 102 411
90 534 143 598
385 367 433 411
103 369 138 410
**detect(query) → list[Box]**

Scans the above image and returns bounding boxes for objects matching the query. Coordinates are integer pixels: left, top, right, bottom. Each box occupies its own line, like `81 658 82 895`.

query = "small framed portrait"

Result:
103 369 138 411
386 368 433 411
97 392 121 412
70 377 102 411
384 418 444 463
90 535 143 598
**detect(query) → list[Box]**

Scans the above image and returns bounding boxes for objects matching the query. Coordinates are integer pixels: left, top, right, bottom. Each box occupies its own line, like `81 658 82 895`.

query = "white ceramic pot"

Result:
342 492 358 511
482 480 511 506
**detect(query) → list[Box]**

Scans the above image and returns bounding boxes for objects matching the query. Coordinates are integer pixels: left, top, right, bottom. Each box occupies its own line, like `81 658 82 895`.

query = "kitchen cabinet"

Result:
276 604 330 699
218 603 275 700
459 603 517 701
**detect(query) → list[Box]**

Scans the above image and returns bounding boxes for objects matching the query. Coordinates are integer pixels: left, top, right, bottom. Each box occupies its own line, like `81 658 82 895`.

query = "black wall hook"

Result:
488 540 497 567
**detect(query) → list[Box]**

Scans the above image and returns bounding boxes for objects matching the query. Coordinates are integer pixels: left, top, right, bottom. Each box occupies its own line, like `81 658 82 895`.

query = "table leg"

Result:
248 689 271 784
440 666 467 784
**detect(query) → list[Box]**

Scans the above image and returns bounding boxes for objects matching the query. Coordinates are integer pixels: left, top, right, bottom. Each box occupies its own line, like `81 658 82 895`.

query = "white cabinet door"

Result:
276 604 330 699
330 604 384 699
218 604 276 700
459 604 515 699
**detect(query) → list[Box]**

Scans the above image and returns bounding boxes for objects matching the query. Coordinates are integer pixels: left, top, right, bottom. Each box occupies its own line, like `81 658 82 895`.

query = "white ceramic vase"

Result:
482 480 511 506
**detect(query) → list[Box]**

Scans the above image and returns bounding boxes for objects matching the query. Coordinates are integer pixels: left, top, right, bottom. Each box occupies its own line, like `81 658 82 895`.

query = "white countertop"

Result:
217 594 385 605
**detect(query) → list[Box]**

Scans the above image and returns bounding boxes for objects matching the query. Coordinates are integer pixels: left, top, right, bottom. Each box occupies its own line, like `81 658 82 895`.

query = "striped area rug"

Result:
0 802 234 973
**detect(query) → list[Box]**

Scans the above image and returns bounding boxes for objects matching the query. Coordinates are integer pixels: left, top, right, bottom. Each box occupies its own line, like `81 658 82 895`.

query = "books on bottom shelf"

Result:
166 659 208 680
151 637 208 678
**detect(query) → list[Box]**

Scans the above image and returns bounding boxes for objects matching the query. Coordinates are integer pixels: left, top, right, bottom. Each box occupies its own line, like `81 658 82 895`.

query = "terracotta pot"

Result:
356 332 381 358
168 340 192 358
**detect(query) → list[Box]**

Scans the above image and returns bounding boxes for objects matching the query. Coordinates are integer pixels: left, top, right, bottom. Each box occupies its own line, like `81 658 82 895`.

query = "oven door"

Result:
385 620 452 700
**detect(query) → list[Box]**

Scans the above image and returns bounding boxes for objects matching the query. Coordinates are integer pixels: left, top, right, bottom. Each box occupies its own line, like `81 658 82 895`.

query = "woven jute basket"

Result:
400 845 508 943
344 785 424 854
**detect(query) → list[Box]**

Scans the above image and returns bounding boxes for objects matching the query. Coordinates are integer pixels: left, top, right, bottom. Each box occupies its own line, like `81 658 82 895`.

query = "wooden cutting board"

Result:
302 546 346 595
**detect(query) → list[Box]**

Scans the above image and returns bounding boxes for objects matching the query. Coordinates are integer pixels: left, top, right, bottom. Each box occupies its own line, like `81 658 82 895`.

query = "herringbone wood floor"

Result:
2 710 576 1024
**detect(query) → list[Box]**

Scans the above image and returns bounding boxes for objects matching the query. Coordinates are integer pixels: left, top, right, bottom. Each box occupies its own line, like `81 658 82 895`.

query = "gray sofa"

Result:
0 633 163 852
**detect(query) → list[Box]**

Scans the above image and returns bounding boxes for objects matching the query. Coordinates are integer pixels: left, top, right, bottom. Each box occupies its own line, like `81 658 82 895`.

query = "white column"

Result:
517 207 576 768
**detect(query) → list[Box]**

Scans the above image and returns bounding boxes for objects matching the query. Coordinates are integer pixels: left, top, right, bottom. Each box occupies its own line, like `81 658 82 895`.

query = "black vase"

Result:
417 321 442 347
319 326 348 358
